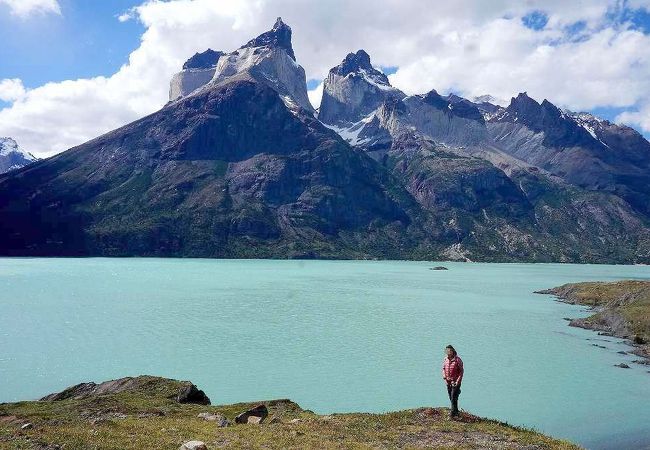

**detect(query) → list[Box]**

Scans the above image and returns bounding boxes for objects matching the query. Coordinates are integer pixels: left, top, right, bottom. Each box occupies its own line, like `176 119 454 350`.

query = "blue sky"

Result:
1 0 650 155
0 1 143 88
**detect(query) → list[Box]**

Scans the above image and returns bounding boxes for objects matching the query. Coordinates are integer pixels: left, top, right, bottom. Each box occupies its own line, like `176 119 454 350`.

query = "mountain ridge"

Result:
0 18 648 263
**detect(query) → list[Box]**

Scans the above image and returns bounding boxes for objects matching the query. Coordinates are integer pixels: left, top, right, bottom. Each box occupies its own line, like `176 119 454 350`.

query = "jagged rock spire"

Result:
241 17 295 60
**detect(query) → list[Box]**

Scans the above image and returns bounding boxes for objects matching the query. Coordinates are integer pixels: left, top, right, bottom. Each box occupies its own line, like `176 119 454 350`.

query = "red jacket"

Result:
442 355 464 384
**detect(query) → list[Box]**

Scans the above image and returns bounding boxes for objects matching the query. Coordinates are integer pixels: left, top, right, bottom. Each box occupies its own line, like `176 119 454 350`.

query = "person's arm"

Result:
442 361 447 381
455 358 464 385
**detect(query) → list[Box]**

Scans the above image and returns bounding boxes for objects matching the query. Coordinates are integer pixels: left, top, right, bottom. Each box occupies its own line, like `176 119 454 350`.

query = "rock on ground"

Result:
179 441 207 450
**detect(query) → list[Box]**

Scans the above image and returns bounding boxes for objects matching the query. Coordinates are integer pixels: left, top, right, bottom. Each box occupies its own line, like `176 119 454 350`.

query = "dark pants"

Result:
446 383 461 416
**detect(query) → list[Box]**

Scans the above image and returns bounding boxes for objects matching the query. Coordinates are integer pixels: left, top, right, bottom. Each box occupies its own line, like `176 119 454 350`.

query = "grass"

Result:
0 376 580 450
540 280 650 353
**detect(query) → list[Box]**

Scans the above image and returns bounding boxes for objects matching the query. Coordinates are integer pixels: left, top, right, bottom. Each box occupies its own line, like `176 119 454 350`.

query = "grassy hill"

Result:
0 376 580 449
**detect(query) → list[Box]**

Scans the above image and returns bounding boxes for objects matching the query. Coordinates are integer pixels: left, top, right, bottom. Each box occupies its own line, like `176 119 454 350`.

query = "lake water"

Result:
1 259 649 449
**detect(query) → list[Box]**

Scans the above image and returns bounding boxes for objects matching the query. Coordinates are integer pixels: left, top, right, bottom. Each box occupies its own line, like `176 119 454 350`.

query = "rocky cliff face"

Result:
169 49 224 101
209 18 313 113
319 50 404 126
0 137 37 174
488 93 650 216
319 52 488 153
316 51 650 262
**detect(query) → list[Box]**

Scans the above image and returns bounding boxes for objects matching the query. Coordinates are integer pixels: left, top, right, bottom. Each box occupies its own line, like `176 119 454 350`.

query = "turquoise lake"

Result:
1 259 649 449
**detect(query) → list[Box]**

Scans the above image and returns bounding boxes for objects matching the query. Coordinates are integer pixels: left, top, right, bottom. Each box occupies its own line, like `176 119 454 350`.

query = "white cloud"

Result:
0 0 60 17
0 79 26 102
308 81 324 109
1 0 650 157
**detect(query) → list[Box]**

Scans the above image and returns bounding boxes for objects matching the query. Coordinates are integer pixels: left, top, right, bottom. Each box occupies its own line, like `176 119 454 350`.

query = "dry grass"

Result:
0 377 580 450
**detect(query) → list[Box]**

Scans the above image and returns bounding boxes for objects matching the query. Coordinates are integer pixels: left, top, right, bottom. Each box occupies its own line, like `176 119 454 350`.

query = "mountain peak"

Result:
331 50 389 85
182 49 224 70
319 50 402 125
0 137 38 174
241 16 295 60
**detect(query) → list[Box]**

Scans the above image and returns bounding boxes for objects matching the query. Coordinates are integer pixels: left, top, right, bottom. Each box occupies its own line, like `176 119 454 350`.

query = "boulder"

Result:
430 266 449 271
177 384 210 405
197 412 229 427
234 404 268 424
614 363 631 369
179 441 207 450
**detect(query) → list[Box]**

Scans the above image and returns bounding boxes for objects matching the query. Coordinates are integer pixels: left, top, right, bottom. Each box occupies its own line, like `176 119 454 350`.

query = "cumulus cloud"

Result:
0 0 61 17
0 79 26 102
1 0 650 156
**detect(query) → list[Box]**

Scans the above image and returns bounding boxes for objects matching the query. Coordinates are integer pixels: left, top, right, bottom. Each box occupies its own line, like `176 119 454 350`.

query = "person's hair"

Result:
445 345 457 356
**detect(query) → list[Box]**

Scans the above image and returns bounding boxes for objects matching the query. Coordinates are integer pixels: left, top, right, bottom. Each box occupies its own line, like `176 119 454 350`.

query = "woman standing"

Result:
442 345 464 418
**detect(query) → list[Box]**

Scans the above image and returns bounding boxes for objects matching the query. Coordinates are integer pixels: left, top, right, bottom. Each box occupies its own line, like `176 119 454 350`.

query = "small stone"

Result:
617 351 627 355
197 412 229 427
179 441 207 450
216 415 230 427
247 416 262 424
614 363 631 369
290 418 302 424
21 423 33 430
430 266 448 271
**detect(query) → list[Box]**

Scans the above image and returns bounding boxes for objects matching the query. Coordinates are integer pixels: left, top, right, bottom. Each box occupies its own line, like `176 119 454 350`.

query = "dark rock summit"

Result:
331 50 388 84
170 49 224 100
241 17 295 60
319 50 403 126
182 49 224 70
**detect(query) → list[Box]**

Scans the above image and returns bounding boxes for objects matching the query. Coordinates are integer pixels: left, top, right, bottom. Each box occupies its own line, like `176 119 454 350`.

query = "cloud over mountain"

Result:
1 0 650 156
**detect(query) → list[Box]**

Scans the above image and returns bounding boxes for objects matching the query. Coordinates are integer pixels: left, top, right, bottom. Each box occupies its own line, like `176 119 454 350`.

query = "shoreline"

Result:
535 281 650 364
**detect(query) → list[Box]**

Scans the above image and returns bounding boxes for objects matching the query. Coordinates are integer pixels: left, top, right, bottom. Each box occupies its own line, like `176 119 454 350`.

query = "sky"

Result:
1 0 650 157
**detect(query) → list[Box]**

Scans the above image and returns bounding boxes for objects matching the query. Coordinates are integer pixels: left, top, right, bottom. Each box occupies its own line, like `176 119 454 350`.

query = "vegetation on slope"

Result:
537 280 650 359
0 376 580 450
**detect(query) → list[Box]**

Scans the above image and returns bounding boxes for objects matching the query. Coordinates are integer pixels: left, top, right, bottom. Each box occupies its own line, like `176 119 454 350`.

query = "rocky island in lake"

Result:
0 375 579 449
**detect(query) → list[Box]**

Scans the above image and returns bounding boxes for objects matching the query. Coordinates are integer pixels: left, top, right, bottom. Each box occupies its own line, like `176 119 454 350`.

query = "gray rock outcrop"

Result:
169 49 224 101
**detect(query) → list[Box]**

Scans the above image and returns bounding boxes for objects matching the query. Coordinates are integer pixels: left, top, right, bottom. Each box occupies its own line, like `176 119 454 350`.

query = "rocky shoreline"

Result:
535 280 650 364
0 375 579 449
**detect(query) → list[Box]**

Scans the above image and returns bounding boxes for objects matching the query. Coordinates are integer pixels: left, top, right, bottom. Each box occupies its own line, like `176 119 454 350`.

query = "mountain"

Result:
0 137 38 174
319 50 404 126
488 93 650 216
317 51 650 262
0 19 648 262
0 19 414 258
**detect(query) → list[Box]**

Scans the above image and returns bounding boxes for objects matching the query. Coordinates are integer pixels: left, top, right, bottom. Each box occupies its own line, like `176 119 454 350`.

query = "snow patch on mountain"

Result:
0 137 38 174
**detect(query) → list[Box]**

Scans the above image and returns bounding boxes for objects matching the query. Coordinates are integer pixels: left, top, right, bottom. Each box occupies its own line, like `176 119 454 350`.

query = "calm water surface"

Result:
1 259 649 449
